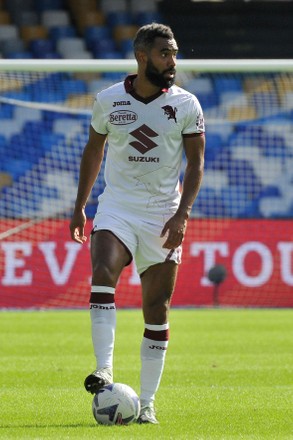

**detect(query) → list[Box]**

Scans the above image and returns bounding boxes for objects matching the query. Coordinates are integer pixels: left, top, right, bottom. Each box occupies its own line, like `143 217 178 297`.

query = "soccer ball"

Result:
92 383 140 425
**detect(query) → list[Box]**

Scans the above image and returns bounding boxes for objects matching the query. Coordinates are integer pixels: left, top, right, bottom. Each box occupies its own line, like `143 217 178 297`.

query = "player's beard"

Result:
145 59 176 89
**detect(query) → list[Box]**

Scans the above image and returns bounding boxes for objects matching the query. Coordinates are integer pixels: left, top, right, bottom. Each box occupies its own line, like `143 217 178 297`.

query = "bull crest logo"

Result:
161 105 177 123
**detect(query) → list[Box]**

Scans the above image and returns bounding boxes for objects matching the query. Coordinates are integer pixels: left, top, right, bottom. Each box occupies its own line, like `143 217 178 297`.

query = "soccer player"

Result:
70 23 205 424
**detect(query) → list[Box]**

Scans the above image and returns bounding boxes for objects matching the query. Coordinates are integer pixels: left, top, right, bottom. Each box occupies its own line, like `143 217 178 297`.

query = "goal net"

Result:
0 59 292 309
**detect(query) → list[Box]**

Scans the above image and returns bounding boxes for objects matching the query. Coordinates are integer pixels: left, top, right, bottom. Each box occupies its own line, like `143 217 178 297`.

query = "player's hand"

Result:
69 209 87 244
160 214 187 249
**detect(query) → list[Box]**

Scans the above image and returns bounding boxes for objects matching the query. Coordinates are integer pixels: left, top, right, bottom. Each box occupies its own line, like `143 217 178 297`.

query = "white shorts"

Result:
92 210 182 275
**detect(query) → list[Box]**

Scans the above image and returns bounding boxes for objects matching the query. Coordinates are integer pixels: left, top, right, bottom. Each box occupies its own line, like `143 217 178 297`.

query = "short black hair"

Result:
133 23 174 55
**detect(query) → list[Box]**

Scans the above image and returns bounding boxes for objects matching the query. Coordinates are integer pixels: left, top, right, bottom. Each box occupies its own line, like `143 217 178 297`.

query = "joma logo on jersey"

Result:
162 105 177 122
129 124 159 154
109 110 137 125
113 100 131 107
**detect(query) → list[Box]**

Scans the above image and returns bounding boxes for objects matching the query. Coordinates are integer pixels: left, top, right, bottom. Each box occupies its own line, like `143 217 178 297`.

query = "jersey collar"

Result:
124 74 169 104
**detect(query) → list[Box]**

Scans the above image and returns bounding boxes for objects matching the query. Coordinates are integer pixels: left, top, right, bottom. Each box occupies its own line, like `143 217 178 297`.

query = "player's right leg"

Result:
85 229 132 394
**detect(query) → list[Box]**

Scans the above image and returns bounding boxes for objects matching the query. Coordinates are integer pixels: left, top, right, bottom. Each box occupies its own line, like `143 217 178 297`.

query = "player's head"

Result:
133 23 178 89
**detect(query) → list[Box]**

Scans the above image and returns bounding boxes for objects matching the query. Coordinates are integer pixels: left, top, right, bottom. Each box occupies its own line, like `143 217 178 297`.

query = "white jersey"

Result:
91 74 205 220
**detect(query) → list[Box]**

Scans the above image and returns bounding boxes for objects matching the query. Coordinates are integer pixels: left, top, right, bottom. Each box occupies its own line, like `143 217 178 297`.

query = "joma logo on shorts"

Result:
109 110 137 125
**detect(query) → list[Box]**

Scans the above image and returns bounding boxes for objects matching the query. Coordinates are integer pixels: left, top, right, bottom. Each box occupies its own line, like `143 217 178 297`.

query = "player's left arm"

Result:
161 133 205 249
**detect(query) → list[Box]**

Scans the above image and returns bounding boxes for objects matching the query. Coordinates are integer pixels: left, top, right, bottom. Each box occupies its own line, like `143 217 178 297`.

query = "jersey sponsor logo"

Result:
129 124 159 154
128 156 159 163
109 110 137 125
112 100 131 107
161 105 177 122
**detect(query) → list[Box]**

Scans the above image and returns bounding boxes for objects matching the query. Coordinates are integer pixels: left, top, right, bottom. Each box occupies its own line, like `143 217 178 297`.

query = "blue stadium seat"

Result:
227 159 263 196
60 78 88 95
1 159 32 180
213 76 243 94
220 185 260 218
84 26 111 48
35 0 65 12
193 187 227 217
194 92 218 109
30 38 55 57
6 51 33 59
49 25 76 44
40 132 65 151
0 104 14 119
134 11 163 26
106 11 132 28
204 133 223 163
90 38 117 56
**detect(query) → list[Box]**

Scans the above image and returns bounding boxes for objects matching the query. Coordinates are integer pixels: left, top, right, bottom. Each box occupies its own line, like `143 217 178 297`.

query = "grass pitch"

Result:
1 309 293 440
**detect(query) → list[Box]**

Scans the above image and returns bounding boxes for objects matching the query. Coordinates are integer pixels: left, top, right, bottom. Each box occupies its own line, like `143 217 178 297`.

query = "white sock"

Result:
140 323 169 405
90 286 116 370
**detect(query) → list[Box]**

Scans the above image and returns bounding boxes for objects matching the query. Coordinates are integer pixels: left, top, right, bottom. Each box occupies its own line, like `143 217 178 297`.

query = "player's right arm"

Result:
70 125 107 244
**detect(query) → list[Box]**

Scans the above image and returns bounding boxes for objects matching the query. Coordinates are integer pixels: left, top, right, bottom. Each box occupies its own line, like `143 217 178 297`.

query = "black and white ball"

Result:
92 383 140 425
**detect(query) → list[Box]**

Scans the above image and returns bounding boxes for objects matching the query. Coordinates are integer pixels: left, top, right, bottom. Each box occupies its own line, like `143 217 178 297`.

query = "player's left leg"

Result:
138 261 178 424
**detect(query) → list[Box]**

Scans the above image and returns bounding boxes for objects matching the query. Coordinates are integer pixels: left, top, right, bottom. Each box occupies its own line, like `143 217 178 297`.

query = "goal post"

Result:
0 59 292 309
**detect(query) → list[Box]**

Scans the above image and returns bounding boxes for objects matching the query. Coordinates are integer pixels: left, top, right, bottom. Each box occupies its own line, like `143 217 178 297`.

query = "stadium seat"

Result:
106 11 133 28
35 0 65 12
194 187 227 217
134 12 163 26
53 118 83 138
204 133 223 163
40 132 65 151
0 25 19 42
220 185 260 218
6 51 33 58
214 77 243 95
202 169 229 192
20 25 48 44
0 11 11 24
120 38 134 58
259 196 292 218
1 39 25 57
41 10 70 27
0 172 13 191
129 0 158 13
57 36 86 57
88 79 115 94
84 25 111 43
227 159 262 195
227 105 257 121
29 38 55 57
100 0 128 13
185 77 214 95
49 25 76 44
0 120 23 139
90 38 117 57
113 25 138 46
5 0 35 14
13 11 39 27
67 0 97 14
0 104 14 119
75 10 105 34
14 106 42 127
1 158 32 180
60 78 88 95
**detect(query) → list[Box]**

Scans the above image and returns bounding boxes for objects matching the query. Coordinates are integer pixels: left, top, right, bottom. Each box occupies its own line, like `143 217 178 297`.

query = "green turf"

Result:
1 309 293 439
